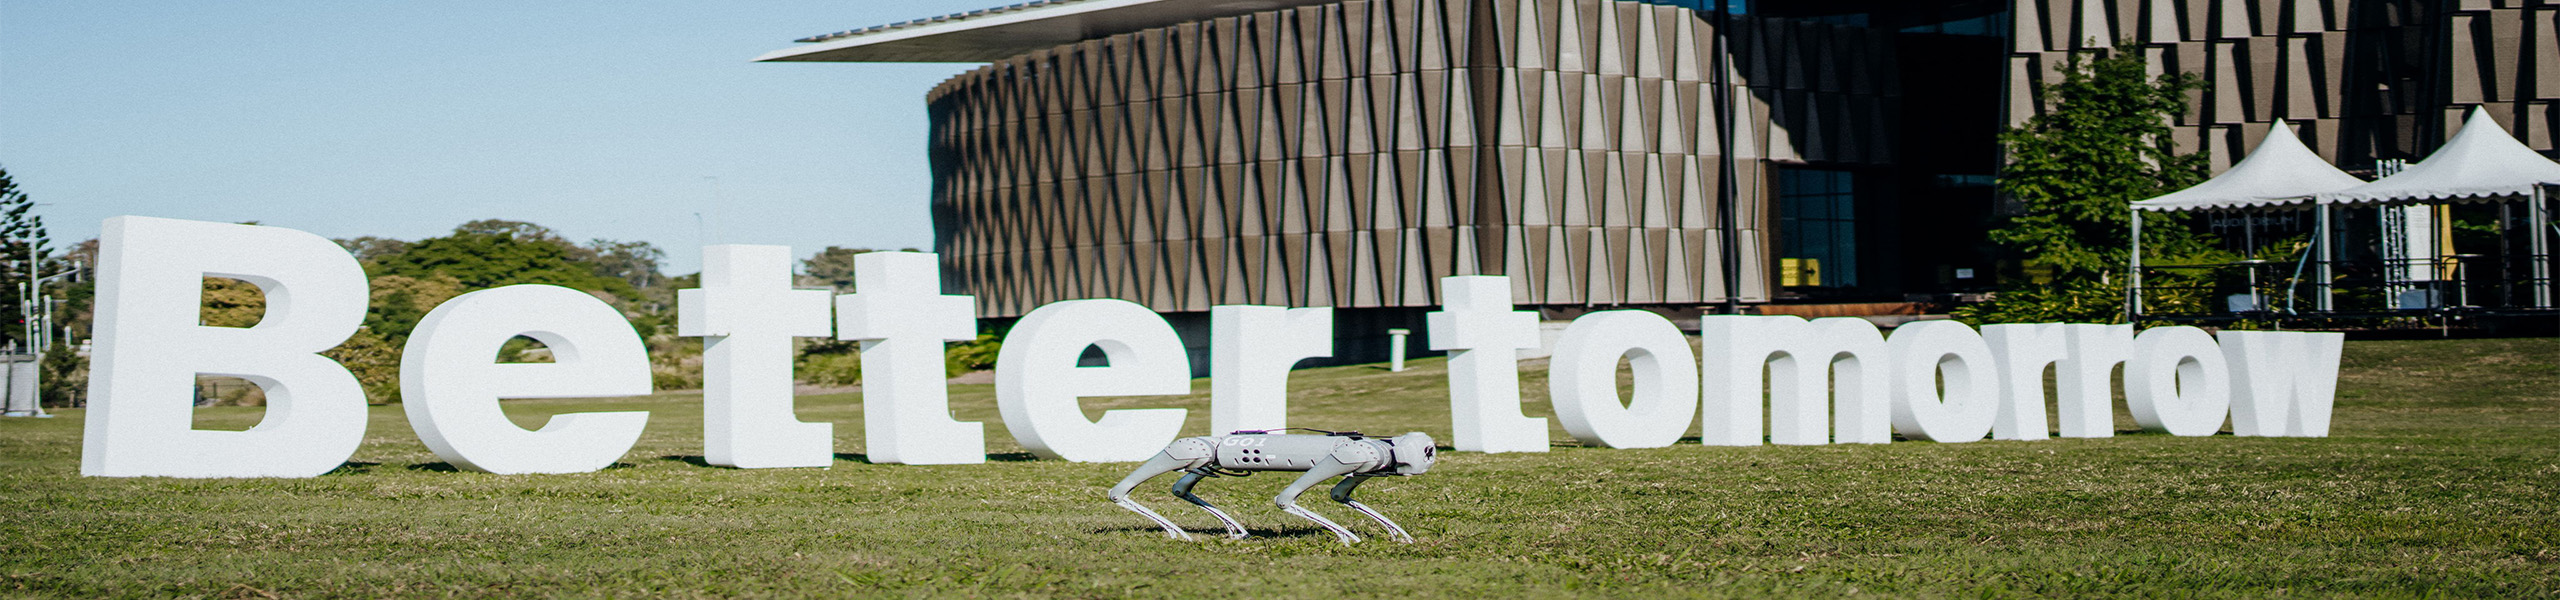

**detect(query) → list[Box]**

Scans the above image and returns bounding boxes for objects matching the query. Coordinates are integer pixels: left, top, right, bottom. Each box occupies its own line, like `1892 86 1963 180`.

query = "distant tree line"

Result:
0 172 999 407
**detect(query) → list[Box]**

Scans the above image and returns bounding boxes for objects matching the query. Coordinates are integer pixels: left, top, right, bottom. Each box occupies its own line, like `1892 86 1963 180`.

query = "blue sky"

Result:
2 1 1007 274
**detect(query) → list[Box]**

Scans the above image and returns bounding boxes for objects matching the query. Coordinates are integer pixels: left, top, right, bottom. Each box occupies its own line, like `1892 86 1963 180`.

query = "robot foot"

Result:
1111 497 1196 541
1171 471 1250 540
1331 475 1416 543
1279 503 1364 545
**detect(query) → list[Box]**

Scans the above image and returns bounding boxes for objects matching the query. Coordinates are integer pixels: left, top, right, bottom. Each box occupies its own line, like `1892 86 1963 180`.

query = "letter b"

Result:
81 217 371 478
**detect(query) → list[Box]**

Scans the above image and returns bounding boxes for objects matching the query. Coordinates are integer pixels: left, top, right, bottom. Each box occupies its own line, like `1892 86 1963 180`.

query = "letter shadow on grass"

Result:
404 461 635 472
655 453 1047 467
663 455 837 468
829 452 1045 464
1089 524 1346 540
664 455 714 468
325 461 382 475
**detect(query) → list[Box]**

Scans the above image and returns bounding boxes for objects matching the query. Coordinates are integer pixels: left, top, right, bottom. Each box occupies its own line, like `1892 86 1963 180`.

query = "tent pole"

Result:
2129 210 2145 320
2533 185 2553 309
2315 202 2334 312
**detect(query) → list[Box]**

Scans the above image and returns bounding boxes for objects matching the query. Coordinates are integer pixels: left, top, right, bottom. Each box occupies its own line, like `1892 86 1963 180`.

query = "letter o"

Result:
1549 310 1698 448
1887 320 1999 442
2125 326 2231 436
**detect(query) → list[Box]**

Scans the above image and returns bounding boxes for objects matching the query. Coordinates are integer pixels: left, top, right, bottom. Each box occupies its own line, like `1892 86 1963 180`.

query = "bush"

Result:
944 334 1002 377
797 351 863 387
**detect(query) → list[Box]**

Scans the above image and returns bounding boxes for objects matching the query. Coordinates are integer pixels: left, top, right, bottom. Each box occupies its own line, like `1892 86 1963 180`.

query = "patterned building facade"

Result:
924 0 1909 318
771 0 2555 319
2006 0 2559 170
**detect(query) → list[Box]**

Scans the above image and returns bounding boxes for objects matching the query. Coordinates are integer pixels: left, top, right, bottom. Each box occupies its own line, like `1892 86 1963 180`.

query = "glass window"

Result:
1779 169 1858 288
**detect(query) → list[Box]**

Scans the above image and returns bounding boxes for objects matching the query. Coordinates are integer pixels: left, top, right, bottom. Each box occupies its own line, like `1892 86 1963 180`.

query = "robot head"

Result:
1387 432 1437 475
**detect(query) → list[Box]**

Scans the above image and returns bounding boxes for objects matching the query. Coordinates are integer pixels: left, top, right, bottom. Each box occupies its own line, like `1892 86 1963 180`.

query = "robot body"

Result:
1107 430 1435 544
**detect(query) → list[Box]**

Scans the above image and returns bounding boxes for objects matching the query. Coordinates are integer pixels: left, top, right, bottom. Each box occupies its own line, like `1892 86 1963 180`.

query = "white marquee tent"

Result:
2126 109 2560 318
2131 119 2366 212
2126 119 2368 314
2322 108 2560 206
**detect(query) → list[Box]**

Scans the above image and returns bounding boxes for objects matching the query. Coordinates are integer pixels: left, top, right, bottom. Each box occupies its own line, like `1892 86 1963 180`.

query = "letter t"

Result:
836 251 985 465
1426 276 1547 453
680 245 835 469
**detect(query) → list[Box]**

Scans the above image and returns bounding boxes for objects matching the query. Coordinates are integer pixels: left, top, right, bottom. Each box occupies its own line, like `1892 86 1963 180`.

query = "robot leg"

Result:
1107 451 1201 541
1170 471 1250 540
1274 460 1366 545
1329 475 1415 543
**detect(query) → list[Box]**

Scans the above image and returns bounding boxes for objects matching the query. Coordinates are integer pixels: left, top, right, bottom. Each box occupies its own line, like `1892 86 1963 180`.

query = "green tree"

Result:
368 228 636 299
583 239 667 294
453 219 569 245
341 221 670 398
40 341 82 407
0 167 53 347
335 236 413 262
1957 50 2220 324
799 246 877 293
321 328 403 403
200 278 267 327
364 272 466 339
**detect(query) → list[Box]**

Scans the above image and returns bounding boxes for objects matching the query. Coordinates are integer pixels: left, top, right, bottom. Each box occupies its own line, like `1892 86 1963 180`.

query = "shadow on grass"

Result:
1088 524 1347 540
325 461 381 475
824 452 1040 464
408 461 635 472
664 455 715 468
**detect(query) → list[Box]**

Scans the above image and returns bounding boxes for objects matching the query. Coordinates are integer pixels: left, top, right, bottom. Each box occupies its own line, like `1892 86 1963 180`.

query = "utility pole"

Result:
3 235 40 417
25 235 37 417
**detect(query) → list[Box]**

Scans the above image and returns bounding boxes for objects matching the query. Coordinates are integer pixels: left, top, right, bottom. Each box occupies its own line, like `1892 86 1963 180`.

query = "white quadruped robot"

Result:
1107 429 1436 544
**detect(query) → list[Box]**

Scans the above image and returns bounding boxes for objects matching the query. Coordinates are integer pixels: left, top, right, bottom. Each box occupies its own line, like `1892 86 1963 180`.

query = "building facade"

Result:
765 0 2555 326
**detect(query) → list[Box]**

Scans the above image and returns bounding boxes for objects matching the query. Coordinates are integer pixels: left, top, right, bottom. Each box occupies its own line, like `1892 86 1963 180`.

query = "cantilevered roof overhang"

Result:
757 0 1349 63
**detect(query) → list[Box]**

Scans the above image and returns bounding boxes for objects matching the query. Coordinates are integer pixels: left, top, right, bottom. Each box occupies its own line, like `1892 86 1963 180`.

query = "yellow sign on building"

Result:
1780 258 1823 287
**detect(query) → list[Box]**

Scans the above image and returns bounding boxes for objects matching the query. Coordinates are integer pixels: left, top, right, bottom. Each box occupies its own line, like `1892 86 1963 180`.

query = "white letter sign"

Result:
1426 276 1547 453
2220 331 2344 437
81 217 371 478
1699 316 1891 445
2125 325 2232 437
994 299 1189 462
1549 310 1697 449
2057 324 2132 437
680 245 835 469
1982 323 2068 441
403 285 653 474
1886 320 1999 443
1209 305 1332 434
838 251 986 465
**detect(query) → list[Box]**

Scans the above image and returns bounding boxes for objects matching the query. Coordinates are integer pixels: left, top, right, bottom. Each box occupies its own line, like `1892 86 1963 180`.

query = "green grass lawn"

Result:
2 337 2555 598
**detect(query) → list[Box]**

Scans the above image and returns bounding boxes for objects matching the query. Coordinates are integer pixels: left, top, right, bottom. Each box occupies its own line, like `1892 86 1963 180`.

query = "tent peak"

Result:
2131 120 2363 212
2317 106 2560 205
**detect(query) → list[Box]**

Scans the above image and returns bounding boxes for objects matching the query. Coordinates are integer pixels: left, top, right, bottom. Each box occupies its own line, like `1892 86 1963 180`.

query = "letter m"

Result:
1699 315 1892 446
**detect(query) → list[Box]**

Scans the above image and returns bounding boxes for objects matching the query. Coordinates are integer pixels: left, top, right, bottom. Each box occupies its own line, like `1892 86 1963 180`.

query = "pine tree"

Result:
0 167 54 347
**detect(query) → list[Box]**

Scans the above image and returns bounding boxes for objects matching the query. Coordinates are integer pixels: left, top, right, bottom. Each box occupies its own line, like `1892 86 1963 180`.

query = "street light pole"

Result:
1712 0 1744 316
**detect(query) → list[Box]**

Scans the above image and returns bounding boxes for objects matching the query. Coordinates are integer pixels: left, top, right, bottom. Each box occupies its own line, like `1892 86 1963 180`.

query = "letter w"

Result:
2220 331 2345 437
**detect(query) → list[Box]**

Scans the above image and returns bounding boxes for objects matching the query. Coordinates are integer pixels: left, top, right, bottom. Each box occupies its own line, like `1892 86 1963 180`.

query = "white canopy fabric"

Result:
2131 119 2366 212
2319 107 2560 206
